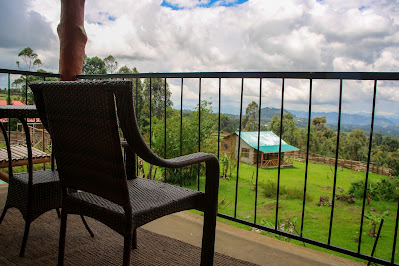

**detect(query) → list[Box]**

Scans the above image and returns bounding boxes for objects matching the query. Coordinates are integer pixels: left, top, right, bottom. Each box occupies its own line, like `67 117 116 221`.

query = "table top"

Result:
0 105 38 118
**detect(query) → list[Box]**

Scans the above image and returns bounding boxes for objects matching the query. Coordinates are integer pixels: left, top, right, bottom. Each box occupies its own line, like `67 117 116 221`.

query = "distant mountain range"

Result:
282 109 399 137
182 106 399 137
287 110 399 128
258 107 399 137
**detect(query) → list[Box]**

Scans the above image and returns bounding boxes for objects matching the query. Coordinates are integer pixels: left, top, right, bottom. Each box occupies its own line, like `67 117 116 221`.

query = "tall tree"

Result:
152 100 216 185
269 113 301 148
143 77 172 120
82 55 106 74
220 114 234 133
104 55 118 74
345 129 368 161
243 101 259 131
117 65 131 74
16 47 42 71
12 69 58 104
312 116 327 131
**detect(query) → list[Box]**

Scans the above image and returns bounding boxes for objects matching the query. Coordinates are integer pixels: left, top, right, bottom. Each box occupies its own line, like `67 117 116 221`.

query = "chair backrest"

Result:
30 81 131 207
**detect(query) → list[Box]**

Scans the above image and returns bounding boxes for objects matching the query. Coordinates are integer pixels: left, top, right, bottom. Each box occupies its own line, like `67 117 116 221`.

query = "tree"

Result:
117 65 131 74
104 55 118 74
269 113 301 148
82 55 106 74
373 133 383 147
151 101 216 185
143 77 172 120
345 129 368 161
382 136 399 152
386 151 399 176
12 69 58 104
242 101 259 131
312 116 327 131
311 116 336 156
16 47 42 71
220 114 234 133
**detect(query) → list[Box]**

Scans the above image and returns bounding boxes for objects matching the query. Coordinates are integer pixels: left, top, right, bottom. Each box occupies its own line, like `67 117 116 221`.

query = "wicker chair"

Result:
0 106 93 257
30 80 219 266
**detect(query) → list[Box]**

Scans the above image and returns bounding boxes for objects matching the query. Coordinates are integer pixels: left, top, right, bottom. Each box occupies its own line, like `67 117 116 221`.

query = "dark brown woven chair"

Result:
30 80 219 266
0 106 93 257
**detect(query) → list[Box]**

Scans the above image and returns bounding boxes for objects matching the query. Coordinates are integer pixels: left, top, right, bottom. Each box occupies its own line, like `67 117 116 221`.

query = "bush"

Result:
349 178 399 202
260 180 312 201
163 164 201 186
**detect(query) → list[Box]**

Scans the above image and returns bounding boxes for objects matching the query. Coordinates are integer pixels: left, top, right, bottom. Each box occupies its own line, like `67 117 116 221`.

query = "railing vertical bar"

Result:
180 78 184 187
25 75 28 104
198 78 201 191
254 78 262 224
234 78 244 218
391 200 399 264
368 219 384 266
275 78 285 229
135 78 139 177
301 79 314 237
358 80 378 253
217 78 221 160
135 78 139 120
164 78 167 183
328 79 342 244
7 73 11 105
7 73 11 144
42 76 46 170
149 78 152 149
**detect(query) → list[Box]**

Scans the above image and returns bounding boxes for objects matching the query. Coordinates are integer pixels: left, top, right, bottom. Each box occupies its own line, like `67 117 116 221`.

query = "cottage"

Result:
221 131 299 168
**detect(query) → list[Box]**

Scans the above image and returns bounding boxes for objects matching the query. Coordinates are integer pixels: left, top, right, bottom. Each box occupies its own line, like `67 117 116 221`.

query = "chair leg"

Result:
0 206 8 224
123 233 132 266
58 211 68 266
80 215 94 237
56 208 61 218
200 208 217 266
131 228 137 249
19 221 31 257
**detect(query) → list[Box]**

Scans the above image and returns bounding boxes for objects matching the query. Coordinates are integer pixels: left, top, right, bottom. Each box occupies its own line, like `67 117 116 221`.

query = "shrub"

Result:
349 178 399 202
260 180 312 201
260 180 286 198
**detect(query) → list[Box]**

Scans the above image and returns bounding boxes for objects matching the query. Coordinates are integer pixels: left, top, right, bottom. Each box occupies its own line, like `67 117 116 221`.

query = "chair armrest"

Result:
121 140 217 169
159 152 218 169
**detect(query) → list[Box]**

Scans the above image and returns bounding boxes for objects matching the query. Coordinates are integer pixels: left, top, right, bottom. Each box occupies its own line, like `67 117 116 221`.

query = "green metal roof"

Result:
235 131 299 153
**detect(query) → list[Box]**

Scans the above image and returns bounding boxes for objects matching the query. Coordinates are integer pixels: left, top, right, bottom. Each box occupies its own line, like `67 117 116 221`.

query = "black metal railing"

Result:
1 68 399 264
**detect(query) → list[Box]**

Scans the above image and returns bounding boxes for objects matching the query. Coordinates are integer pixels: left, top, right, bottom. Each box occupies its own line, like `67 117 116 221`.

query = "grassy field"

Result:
146 159 398 264
0 92 23 102
2 146 397 263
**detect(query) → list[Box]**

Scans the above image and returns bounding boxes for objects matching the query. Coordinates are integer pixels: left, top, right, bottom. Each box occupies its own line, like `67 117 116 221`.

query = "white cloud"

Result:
1 0 398 116
164 0 212 9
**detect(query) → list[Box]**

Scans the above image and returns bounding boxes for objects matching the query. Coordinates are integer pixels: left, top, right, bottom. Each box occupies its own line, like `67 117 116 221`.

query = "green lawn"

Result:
152 159 398 264
2 153 397 264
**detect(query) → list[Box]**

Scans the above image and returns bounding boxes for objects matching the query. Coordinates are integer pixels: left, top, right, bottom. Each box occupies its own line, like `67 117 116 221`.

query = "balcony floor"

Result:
0 185 362 265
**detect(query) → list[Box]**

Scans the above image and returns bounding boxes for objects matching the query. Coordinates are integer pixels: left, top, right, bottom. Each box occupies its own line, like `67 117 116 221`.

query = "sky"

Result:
0 0 398 119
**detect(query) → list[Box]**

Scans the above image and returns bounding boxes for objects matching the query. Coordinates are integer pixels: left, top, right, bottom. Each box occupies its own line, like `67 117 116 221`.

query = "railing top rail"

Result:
78 71 399 80
0 68 60 78
1 68 398 80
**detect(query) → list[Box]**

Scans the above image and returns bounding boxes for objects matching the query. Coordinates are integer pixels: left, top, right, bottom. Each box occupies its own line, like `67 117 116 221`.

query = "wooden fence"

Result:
261 157 294 168
0 126 51 151
286 150 394 177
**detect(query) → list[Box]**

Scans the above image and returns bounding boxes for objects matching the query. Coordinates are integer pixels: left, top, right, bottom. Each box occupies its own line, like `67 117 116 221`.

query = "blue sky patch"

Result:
161 0 248 10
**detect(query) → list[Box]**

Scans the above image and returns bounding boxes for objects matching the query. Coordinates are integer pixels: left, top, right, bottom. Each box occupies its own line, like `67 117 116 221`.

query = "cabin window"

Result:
241 148 250 158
